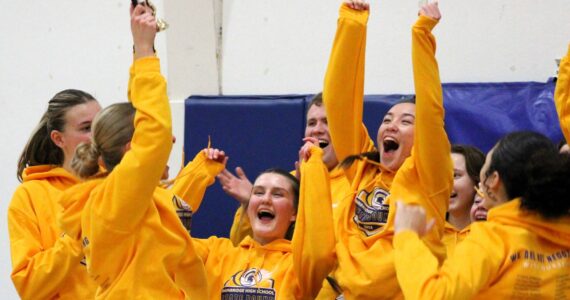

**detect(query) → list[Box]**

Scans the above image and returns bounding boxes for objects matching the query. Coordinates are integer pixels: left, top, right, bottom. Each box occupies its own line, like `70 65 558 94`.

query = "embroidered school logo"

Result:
353 187 390 236
172 195 193 233
221 268 276 300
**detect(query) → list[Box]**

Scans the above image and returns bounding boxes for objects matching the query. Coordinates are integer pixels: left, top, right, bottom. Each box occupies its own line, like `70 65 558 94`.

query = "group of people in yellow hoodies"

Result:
8 0 570 299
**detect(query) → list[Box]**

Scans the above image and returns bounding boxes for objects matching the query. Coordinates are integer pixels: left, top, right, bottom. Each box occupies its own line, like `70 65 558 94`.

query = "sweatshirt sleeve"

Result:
8 189 83 300
87 56 172 233
323 4 375 181
229 205 253 246
170 150 225 213
410 16 452 230
292 147 336 298
393 225 502 300
555 44 570 142
127 63 135 101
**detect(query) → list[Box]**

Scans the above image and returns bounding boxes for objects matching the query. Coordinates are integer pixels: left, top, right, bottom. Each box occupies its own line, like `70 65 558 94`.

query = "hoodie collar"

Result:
239 235 292 253
22 165 78 188
488 198 570 248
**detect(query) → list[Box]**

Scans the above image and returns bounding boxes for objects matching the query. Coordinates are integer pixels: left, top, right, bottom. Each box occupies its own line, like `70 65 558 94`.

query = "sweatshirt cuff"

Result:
339 3 370 26
133 56 161 74
414 15 439 32
308 146 324 162
193 150 225 177
393 230 420 249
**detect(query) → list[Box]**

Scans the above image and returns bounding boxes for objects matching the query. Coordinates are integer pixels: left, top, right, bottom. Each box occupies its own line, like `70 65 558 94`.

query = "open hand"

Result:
217 167 252 205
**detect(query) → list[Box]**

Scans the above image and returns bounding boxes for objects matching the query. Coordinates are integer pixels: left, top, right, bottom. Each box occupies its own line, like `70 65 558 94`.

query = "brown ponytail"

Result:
17 89 97 182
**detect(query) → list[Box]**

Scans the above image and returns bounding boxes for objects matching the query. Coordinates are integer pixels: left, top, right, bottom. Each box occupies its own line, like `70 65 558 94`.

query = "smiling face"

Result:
247 173 297 245
470 190 488 222
449 153 477 217
305 104 338 170
377 102 416 172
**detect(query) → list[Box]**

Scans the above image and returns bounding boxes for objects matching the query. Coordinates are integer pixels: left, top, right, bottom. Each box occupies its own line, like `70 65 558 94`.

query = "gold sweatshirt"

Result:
8 166 96 299
169 149 226 235
394 199 570 299
61 57 208 299
556 44 570 142
442 222 471 257
194 146 335 299
323 5 452 299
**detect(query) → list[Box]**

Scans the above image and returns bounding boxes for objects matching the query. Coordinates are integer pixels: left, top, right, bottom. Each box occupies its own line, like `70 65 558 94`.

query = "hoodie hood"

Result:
22 165 78 189
58 178 104 240
488 198 570 248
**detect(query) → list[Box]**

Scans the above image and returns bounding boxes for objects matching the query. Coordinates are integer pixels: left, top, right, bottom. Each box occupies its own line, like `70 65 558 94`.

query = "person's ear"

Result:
50 130 65 148
122 142 132 154
290 214 297 222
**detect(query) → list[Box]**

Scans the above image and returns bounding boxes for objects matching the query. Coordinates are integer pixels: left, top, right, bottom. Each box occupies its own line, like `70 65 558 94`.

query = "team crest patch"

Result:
221 268 276 300
172 195 193 233
353 187 390 236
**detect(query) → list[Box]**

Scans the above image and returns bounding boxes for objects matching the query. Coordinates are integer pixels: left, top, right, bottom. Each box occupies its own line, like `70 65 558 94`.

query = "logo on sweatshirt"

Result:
353 187 390 236
221 268 276 299
172 195 193 233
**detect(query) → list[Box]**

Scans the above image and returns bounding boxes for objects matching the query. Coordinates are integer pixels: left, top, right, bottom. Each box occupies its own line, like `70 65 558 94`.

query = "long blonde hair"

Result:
72 103 135 178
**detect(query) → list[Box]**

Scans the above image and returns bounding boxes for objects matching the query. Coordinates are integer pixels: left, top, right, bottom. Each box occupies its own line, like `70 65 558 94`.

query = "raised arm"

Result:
88 5 171 232
292 140 335 298
323 2 375 181
410 3 452 232
170 148 226 212
555 44 570 142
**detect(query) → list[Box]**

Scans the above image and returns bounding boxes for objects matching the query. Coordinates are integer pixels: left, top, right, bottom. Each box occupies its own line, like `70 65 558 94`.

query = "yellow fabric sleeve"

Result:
229 205 252 246
411 16 451 203
127 63 135 101
8 195 83 300
386 15 451 272
407 15 452 238
170 150 225 213
86 56 172 233
292 147 336 298
555 44 570 142
393 226 502 299
323 4 375 181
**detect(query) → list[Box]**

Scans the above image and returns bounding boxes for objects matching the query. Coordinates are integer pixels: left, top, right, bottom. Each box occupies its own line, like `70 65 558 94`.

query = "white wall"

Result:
1 0 569 298
221 0 570 95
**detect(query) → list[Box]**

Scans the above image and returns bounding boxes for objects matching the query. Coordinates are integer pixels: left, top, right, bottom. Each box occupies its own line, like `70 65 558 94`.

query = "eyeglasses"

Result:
474 185 485 198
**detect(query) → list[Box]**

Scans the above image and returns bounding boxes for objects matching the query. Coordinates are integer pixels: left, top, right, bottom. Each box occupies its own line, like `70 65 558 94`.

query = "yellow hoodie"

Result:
555 44 570 142
59 57 208 299
194 146 335 299
442 222 471 257
394 199 570 299
323 5 452 299
8 166 96 299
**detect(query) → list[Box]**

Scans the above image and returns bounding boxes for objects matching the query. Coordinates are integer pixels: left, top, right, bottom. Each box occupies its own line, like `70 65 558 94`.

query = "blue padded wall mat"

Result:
184 80 563 238
184 95 311 239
